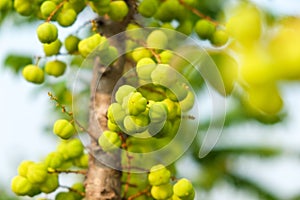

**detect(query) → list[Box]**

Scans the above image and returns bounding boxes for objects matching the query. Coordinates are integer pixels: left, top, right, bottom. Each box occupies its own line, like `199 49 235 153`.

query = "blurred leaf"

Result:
225 172 278 200
0 189 21 200
70 55 84 67
192 145 282 165
196 0 226 19
199 97 286 131
3 54 32 74
291 195 300 200
210 146 282 158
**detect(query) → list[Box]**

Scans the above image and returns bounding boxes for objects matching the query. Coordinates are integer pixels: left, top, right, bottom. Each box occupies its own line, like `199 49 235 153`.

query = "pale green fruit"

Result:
162 98 180 120
136 57 156 80
11 175 35 196
138 0 159 18
173 178 195 199
147 30 168 49
149 102 168 123
108 1 129 21
0 0 12 11
43 39 62 56
18 160 34 177
107 119 122 132
45 60 67 77
39 174 59 193
14 0 33 16
115 85 136 104
55 192 77 200
159 50 173 64
132 47 152 62
151 64 177 88
65 138 84 158
73 153 88 168
53 119 75 139
65 35 80 53
26 163 48 184
154 0 180 22
71 182 85 200
36 22 58 44
44 152 64 168
57 8 77 27
148 164 171 186
176 20 194 35
98 130 122 151
151 183 173 200
166 83 188 101
40 1 56 18
195 19 216 40
78 34 104 57
22 65 44 84
210 29 229 47
107 103 126 124
127 92 148 115
179 91 194 112
123 115 149 134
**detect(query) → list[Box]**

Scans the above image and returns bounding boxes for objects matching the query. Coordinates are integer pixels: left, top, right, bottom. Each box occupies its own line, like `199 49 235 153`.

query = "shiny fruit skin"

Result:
36 22 58 44
108 1 129 21
57 8 77 27
43 39 62 56
195 19 216 40
53 119 75 139
210 30 229 47
65 35 80 53
45 60 67 77
22 65 44 84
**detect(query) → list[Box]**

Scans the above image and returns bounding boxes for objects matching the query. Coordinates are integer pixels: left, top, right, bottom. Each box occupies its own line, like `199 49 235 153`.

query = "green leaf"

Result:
3 54 32 74
225 172 278 200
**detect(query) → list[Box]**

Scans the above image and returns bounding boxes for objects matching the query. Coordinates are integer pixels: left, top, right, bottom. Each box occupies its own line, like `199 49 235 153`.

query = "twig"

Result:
48 168 87 175
127 187 151 200
60 185 86 197
46 0 67 22
48 92 73 117
178 0 220 26
148 48 162 63
125 35 162 63
182 115 195 120
122 166 148 172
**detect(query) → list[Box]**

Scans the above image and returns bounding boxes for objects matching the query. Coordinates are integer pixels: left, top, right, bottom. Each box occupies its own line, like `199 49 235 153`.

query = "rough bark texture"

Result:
85 1 136 199
85 61 124 200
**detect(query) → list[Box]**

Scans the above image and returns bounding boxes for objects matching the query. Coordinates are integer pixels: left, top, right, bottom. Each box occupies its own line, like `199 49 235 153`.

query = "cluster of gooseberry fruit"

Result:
148 164 195 200
22 22 79 84
12 0 233 198
97 30 195 154
11 117 88 199
137 0 228 47
21 0 130 85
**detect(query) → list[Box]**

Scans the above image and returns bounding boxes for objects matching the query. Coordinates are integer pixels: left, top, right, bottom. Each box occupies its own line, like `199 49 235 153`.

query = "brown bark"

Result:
85 61 124 200
84 1 136 199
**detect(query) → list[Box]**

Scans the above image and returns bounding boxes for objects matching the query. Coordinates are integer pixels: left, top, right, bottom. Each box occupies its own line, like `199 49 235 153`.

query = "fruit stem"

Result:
46 0 67 22
60 185 86 196
127 187 151 200
48 168 87 175
148 48 162 63
178 0 220 26
48 92 73 117
126 35 163 63
34 56 41 66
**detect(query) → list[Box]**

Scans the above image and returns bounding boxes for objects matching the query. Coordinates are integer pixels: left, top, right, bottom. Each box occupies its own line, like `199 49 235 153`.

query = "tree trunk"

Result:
84 1 136 199
85 70 123 200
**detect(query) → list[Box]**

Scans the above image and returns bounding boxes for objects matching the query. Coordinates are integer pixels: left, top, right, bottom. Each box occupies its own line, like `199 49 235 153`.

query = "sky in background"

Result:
0 22 56 192
1 1 300 199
